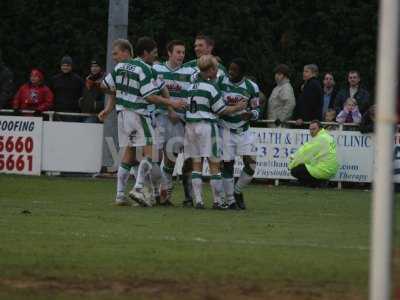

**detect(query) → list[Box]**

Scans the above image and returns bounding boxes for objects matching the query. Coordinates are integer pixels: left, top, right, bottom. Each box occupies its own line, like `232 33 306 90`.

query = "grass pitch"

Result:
0 175 399 300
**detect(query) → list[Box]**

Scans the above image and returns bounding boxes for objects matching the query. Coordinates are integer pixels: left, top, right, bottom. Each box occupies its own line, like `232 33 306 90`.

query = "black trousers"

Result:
290 164 325 187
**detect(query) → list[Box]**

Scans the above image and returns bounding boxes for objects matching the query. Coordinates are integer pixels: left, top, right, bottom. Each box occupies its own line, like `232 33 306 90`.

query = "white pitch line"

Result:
154 235 369 251
14 231 369 251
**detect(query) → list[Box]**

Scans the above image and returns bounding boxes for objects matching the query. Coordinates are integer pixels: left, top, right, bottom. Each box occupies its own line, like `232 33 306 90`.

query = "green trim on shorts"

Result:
185 118 216 123
210 174 222 180
211 123 219 158
140 115 153 145
120 162 132 171
191 172 202 179
163 165 174 175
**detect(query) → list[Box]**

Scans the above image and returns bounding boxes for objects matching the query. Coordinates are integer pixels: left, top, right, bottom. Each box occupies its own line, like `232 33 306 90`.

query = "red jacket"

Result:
12 83 54 112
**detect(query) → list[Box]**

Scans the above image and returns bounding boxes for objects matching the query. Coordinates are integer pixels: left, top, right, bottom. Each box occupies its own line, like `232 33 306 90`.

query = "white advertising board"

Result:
0 116 42 175
175 128 375 183
41 122 103 173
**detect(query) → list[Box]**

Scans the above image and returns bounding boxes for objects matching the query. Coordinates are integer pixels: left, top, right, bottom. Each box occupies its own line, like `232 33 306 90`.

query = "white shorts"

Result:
184 121 221 160
220 127 254 161
117 110 155 147
155 114 185 152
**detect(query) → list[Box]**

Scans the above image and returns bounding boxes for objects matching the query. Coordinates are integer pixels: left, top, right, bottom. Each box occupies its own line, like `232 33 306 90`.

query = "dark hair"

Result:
310 119 321 127
112 39 133 56
195 34 215 47
274 64 290 78
348 70 360 77
135 37 157 56
230 57 247 75
166 40 185 53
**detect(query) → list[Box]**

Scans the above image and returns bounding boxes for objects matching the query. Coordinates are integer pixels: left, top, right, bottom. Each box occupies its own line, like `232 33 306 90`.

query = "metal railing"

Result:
253 119 362 130
0 109 97 121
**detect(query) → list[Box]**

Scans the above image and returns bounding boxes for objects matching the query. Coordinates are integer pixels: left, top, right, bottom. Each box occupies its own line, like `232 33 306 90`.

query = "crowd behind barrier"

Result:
0 51 382 127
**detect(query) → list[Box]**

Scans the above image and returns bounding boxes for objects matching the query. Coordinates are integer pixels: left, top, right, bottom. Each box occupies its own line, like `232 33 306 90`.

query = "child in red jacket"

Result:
12 69 54 114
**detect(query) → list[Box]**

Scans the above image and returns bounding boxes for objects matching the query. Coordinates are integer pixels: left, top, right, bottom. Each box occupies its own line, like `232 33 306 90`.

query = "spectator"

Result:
51 55 84 121
359 105 375 134
336 98 362 124
294 64 323 125
79 59 105 123
267 64 295 126
247 75 267 119
289 120 339 187
321 72 338 116
334 70 370 114
258 90 267 119
323 108 338 131
0 50 14 109
12 69 54 115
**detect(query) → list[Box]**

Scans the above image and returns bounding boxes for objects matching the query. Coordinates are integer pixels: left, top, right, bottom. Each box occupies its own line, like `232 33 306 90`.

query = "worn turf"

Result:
0 175 399 299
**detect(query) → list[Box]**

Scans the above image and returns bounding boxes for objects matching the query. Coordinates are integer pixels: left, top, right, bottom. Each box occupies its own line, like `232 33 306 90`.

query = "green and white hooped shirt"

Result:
103 57 164 115
217 76 260 132
185 75 227 123
152 62 193 118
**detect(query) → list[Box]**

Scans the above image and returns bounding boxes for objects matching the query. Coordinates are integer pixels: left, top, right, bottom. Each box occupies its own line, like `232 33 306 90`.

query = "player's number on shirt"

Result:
120 71 129 95
189 83 199 113
189 96 198 113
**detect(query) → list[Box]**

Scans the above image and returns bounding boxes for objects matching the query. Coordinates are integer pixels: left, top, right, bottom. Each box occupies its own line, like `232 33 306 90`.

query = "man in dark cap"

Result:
0 50 14 109
79 59 105 122
50 55 84 121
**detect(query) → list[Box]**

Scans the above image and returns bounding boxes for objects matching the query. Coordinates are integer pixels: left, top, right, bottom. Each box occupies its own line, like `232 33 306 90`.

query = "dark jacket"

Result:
51 72 84 112
294 77 323 121
359 109 375 134
79 72 105 113
0 64 14 109
323 88 338 110
334 86 370 114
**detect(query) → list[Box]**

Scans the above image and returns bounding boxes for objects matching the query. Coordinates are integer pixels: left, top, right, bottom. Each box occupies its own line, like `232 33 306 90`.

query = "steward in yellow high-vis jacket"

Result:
289 120 339 186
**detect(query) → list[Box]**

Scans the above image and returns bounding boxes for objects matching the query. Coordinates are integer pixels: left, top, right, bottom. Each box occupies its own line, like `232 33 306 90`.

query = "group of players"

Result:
98 35 260 210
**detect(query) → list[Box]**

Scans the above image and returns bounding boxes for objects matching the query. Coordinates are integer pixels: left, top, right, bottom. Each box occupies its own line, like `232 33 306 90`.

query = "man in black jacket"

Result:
79 59 105 123
51 55 84 121
334 70 370 114
322 72 338 117
0 50 14 109
294 64 323 125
